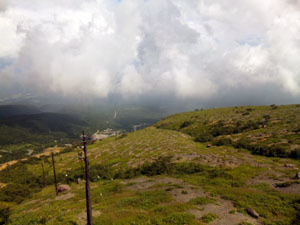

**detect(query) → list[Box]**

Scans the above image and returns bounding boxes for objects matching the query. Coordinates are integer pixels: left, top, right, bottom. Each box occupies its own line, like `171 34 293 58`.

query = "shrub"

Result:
118 156 173 179
291 198 300 225
90 164 114 180
172 162 206 175
162 213 195 224
58 164 115 183
25 157 42 165
0 184 32 203
210 121 230 136
275 181 300 188
194 134 213 142
263 115 271 121
290 149 300 159
0 163 42 187
189 197 216 205
201 213 217 223
59 147 74 154
270 104 278 109
180 121 192 129
0 206 9 225
139 156 173 176
117 190 171 209
212 137 232 146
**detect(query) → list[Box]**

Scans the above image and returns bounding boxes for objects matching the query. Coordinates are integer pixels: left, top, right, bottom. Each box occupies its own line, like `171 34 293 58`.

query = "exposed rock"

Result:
206 144 212 148
27 149 34 156
296 171 300 179
57 184 71 193
246 208 259 218
284 164 295 168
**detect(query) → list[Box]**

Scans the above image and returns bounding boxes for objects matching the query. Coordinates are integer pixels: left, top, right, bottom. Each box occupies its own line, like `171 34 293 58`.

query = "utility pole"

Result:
41 161 46 187
51 152 58 195
82 130 92 225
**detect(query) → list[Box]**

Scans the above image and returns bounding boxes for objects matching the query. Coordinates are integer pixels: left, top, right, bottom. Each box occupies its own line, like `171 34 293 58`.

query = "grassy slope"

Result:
156 104 300 158
1 105 300 225
0 104 165 164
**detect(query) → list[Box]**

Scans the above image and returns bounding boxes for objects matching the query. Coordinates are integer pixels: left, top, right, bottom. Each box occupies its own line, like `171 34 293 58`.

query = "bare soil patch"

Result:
123 176 208 202
123 176 183 191
55 192 75 201
276 183 300 194
188 198 259 225
77 210 101 225
168 185 206 203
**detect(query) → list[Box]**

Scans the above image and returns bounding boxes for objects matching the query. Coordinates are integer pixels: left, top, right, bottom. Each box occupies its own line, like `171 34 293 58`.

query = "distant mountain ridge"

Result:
0 112 87 137
0 105 41 119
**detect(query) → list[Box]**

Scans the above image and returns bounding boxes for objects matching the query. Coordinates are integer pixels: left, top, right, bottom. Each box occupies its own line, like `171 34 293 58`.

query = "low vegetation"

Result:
0 104 300 224
156 104 300 159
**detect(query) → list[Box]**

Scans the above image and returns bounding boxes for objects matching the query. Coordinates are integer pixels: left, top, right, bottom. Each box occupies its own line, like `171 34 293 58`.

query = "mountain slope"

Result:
0 105 300 225
156 104 300 159
0 110 87 164
0 113 86 136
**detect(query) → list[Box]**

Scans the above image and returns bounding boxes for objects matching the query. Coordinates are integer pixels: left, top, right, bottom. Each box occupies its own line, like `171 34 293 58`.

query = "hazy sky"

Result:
0 0 299 105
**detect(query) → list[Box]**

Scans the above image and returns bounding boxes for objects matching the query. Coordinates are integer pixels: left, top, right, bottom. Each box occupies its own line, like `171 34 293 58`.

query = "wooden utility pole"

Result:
82 130 92 225
41 161 46 187
51 152 58 195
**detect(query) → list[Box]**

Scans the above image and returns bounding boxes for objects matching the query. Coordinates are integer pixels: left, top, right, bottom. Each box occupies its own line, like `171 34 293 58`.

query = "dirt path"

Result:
0 159 19 171
0 147 61 171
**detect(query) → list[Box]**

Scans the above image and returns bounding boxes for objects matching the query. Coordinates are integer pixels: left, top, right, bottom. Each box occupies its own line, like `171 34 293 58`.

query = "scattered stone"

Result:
207 144 212 148
57 184 71 193
77 178 83 184
284 164 295 168
223 161 234 168
246 208 259 218
296 171 300 179
27 149 34 156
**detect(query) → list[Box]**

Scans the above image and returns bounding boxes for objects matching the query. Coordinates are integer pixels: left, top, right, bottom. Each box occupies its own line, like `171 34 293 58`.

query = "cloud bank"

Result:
0 0 300 104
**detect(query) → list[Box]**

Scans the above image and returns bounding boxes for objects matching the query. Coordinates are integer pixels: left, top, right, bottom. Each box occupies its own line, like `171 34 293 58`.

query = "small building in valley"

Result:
90 129 121 141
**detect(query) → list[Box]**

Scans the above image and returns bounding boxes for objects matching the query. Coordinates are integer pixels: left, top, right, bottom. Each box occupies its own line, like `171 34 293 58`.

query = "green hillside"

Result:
0 105 300 225
0 113 86 137
0 103 166 164
0 113 87 164
156 104 300 159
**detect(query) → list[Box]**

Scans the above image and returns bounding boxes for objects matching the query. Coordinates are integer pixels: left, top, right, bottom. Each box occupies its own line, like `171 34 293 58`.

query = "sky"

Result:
0 0 300 107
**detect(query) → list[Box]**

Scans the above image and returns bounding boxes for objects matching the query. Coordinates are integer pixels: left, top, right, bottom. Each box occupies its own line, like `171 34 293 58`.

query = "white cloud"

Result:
0 0 299 103
120 65 149 97
0 0 9 12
